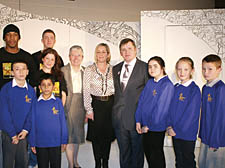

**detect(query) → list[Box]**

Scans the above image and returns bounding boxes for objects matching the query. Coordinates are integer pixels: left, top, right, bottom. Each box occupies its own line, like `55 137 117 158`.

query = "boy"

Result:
29 73 68 168
0 60 36 168
198 54 225 168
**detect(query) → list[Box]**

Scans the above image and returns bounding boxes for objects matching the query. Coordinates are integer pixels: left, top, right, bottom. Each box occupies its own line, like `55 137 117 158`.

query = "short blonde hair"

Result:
94 43 111 63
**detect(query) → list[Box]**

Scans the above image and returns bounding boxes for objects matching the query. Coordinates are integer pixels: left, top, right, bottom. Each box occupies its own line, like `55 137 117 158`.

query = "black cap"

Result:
3 24 21 40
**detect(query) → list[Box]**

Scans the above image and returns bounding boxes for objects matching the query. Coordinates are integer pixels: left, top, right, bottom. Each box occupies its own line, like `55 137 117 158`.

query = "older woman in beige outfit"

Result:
61 45 85 168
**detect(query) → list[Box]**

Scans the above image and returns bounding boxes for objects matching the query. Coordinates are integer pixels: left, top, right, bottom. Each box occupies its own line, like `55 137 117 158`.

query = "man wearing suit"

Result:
112 38 149 168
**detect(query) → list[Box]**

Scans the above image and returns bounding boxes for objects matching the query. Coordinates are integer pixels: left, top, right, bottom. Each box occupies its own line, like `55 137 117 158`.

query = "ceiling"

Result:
0 0 215 21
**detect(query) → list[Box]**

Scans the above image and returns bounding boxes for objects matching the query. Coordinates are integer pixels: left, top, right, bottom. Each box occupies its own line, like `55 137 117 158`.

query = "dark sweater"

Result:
0 47 37 88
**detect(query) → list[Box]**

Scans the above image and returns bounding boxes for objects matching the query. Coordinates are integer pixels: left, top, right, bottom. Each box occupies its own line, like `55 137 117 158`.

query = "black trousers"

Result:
36 146 61 168
172 137 196 168
143 131 166 168
2 131 28 168
92 140 111 161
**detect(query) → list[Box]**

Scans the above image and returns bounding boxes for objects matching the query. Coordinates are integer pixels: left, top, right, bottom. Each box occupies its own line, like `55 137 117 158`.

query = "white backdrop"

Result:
0 4 140 66
141 9 225 88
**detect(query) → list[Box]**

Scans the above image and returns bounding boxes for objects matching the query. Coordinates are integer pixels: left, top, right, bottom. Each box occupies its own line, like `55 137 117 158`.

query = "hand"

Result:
61 144 67 152
86 112 94 121
141 126 149 133
18 130 28 140
209 147 217 152
12 136 19 144
136 123 142 134
167 127 176 136
31 147 36 154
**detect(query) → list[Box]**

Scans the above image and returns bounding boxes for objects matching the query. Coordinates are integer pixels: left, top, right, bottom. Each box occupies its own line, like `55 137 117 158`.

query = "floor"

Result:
60 140 200 168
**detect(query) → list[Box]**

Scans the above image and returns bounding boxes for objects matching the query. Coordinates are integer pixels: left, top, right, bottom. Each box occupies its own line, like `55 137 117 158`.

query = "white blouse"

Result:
83 63 114 114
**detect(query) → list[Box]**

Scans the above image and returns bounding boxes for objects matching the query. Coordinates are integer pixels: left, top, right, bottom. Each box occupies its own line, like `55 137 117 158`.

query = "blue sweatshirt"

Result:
29 95 68 147
199 80 225 148
168 81 201 141
135 76 174 131
0 80 36 138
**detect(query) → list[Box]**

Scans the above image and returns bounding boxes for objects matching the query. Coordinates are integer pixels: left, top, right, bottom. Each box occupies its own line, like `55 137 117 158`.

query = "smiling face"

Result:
148 60 164 80
202 61 221 82
12 62 29 82
42 53 55 70
176 61 194 84
4 32 19 49
120 41 137 63
95 45 109 63
69 48 83 67
42 32 56 49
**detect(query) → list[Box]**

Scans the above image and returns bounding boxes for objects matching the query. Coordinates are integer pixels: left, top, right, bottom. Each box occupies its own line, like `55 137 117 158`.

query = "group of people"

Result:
0 23 224 168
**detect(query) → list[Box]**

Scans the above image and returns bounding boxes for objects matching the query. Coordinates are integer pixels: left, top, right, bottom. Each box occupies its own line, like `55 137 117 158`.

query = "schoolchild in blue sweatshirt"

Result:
135 56 174 168
198 54 225 168
0 60 36 168
29 73 68 168
167 57 201 168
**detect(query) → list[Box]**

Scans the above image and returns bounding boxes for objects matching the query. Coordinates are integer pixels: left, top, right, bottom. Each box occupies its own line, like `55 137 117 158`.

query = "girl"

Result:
135 56 174 168
35 48 67 105
167 57 201 168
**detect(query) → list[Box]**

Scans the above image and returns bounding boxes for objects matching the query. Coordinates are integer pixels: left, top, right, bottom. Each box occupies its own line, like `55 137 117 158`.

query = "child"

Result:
0 60 36 168
135 56 174 168
34 48 67 105
198 54 225 168
167 57 201 168
29 73 68 168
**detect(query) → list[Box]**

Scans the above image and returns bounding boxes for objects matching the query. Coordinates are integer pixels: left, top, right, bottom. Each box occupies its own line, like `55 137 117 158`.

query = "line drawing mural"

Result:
0 4 141 63
141 9 225 63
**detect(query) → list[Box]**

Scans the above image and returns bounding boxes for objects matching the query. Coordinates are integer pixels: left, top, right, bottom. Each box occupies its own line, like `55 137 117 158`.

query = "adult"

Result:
0 23 36 168
0 24 36 88
112 38 149 168
61 45 86 168
83 43 115 168
32 29 64 71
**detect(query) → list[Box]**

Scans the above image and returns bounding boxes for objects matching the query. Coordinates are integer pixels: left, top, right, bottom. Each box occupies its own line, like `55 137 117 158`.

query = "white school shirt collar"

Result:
154 75 167 82
178 79 193 87
38 93 56 102
206 78 220 87
12 78 28 90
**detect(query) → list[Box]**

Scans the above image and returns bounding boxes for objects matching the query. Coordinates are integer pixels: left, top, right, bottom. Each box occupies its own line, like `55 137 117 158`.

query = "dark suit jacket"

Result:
112 59 149 131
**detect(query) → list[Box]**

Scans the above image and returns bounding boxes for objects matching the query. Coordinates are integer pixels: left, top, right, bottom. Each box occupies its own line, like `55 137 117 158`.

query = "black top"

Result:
0 47 37 89
32 50 64 71
35 70 68 99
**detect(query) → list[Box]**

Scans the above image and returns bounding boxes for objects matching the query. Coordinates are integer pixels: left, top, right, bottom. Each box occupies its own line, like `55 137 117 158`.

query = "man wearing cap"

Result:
0 24 36 88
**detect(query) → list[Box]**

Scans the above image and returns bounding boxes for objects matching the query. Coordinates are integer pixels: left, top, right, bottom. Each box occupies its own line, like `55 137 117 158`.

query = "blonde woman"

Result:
83 43 115 168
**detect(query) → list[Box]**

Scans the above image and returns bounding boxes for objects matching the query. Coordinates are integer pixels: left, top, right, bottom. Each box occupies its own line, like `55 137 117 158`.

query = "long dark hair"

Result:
148 56 166 75
41 48 63 81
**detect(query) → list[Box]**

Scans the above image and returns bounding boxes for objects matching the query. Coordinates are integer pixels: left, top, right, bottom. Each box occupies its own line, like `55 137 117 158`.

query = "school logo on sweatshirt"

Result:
179 93 185 101
207 94 212 102
52 107 59 115
153 89 157 96
25 95 31 103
